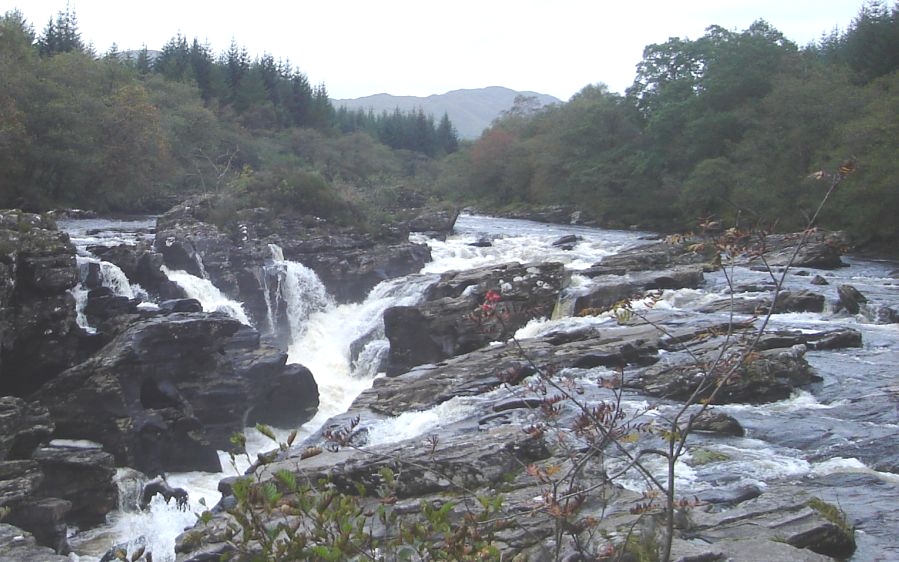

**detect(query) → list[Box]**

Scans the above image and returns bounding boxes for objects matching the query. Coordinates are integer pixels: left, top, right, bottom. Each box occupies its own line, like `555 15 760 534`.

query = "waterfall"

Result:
99 261 145 300
265 244 333 341
71 283 93 333
284 273 438 436
72 256 144 332
161 266 252 325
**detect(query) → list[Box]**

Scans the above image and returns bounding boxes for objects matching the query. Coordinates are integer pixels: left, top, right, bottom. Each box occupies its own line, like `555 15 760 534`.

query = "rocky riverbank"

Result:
2 206 895 561
171 223 886 561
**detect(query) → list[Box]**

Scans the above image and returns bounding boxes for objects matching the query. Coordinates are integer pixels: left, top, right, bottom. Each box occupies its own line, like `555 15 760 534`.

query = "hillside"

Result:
333 86 561 139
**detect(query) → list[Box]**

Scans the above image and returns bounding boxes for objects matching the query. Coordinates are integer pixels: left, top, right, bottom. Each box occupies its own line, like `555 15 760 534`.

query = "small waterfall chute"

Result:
161 266 252 325
264 244 333 342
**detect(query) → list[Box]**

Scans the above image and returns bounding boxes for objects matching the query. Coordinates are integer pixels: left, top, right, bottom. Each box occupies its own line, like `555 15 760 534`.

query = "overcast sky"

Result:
3 0 864 101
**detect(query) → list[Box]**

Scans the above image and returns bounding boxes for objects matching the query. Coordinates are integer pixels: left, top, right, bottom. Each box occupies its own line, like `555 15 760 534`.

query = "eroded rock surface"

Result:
34 313 318 474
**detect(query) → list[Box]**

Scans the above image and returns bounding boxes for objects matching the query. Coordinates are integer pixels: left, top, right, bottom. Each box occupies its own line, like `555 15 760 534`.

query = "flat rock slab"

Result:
0 523 68 562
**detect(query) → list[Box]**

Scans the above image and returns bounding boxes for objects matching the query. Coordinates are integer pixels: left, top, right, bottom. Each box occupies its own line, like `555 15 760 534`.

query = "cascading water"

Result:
264 244 333 341
160 265 252 325
54 215 899 561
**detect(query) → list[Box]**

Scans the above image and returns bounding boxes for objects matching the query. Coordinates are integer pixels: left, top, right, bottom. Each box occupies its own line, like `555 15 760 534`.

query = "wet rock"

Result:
632 343 818 404
874 305 899 324
4 497 70 554
0 460 42 511
140 476 188 510
551 234 581 249
573 265 705 314
84 261 102 289
752 231 848 269
281 235 432 304
0 397 53 460
585 240 718 275
691 486 856 559
158 298 203 314
0 210 85 396
811 275 829 286
83 289 141 323
836 284 867 315
384 261 568 375
695 484 761 507
689 409 745 437
405 208 459 236
468 235 494 247
0 523 69 562
87 243 141 280
31 445 117 528
34 313 319 474
699 290 825 315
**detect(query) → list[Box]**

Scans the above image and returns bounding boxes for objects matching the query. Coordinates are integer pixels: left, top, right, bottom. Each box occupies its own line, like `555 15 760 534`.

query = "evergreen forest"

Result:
0 2 897 250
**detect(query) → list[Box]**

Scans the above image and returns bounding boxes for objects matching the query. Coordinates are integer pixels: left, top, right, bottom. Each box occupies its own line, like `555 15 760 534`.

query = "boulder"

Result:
0 397 53 460
0 459 42 511
83 289 141 323
836 284 867 315
0 458 75 553
31 445 117 528
86 243 141 281
140 476 188 510
551 234 581 250
404 207 459 236
691 485 856 559
584 240 717 275
633 343 819 404
752 231 848 270
0 523 69 562
158 298 203 314
689 409 745 437
278 235 432 304
4 497 71 553
34 312 319 474
0 210 85 396
699 290 825 315
573 265 705 314
384 261 569 375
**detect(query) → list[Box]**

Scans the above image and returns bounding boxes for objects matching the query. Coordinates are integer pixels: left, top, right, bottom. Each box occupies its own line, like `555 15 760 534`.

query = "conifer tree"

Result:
37 3 83 56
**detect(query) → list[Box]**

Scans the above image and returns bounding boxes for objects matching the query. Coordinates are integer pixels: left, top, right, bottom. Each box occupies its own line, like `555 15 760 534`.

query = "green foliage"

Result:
225 439 502 562
335 106 460 157
0 9 461 217
36 4 84 56
807 497 854 535
433 10 897 249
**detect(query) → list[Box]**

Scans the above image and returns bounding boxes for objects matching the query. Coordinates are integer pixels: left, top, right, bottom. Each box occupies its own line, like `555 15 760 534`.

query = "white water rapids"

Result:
55 215 899 561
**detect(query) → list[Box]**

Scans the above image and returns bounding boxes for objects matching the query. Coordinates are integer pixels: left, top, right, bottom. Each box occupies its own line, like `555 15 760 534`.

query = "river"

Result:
57 214 898 561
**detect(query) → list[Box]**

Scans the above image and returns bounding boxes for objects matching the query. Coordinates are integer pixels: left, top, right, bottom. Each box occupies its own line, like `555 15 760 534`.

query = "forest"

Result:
0 2 897 250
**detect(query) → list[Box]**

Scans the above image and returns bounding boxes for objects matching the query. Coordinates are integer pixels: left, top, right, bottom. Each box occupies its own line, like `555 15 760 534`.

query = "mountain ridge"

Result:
334 86 561 139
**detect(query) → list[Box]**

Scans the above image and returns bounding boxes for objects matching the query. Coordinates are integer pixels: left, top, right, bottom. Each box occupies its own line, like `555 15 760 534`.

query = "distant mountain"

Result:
334 86 561 140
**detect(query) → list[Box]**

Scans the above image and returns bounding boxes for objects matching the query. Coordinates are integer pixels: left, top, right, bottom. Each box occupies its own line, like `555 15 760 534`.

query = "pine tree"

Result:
38 3 83 56
135 45 151 75
436 112 459 154
156 33 191 81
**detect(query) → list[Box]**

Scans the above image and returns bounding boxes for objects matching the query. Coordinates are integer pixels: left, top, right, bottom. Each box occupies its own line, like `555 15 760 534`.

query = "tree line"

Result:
2 3 896 250
0 6 458 217
433 1 898 250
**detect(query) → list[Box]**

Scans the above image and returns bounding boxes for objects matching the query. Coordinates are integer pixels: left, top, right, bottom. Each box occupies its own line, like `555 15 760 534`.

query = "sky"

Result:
2 0 865 102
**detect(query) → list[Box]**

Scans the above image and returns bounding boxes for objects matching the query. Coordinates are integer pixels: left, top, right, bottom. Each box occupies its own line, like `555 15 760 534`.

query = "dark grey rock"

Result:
1 211 85 396
31 445 117 528
751 231 848 269
689 409 745 437
34 313 318 474
836 284 867 315
0 523 69 562
0 397 53 461
384 261 569 375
